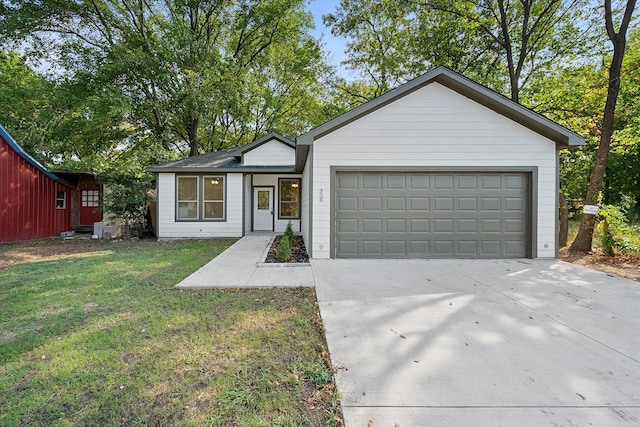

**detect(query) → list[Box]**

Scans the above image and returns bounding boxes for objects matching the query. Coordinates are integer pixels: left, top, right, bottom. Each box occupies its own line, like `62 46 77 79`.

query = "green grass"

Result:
567 219 640 254
0 238 341 426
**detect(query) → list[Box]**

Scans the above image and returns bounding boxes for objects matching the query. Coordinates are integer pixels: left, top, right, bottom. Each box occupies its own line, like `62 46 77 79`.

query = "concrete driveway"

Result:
312 259 640 426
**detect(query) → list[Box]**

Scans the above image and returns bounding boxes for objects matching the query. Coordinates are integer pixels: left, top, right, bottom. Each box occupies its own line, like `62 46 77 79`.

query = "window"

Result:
177 176 198 219
81 190 99 207
203 176 225 219
279 178 300 219
56 191 66 209
176 175 226 221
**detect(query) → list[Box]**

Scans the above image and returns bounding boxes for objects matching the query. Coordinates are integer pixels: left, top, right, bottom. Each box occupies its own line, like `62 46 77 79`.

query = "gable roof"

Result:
296 66 585 148
234 132 295 156
0 123 73 187
146 133 298 173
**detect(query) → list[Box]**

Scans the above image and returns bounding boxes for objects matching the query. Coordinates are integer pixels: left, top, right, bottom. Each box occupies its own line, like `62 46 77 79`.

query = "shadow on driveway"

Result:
312 258 640 426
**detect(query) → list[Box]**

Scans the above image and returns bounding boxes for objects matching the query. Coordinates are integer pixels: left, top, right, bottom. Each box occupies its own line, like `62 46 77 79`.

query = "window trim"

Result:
176 175 200 221
175 175 227 222
56 191 66 209
278 178 301 220
202 175 226 221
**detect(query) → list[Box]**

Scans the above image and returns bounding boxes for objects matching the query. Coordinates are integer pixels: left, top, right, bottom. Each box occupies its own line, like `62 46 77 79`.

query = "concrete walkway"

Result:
176 234 314 288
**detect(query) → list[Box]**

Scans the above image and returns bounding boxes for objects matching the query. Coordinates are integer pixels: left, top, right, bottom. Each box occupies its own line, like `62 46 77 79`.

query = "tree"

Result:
324 0 593 102
570 0 637 253
0 0 329 159
101 168 154 241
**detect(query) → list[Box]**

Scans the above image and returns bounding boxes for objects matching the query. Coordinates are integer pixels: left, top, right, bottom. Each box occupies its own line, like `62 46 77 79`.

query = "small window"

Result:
56 191 66 209
177 176 199 220
81 190 100 207
203 176 225 220
279 178 300 219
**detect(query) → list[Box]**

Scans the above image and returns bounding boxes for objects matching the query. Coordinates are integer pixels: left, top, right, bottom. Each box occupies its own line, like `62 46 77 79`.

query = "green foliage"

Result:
101 170 154 239
276 234 293 262
284 221 295 241
324 0 593 101
0 0 331 161
596 205 640 255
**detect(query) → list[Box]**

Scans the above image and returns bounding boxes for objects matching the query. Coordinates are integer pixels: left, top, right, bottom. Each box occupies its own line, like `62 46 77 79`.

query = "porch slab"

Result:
176 234 313 288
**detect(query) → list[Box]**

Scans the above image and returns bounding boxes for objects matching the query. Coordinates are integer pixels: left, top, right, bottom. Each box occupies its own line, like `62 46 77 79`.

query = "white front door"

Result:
253 187 273 231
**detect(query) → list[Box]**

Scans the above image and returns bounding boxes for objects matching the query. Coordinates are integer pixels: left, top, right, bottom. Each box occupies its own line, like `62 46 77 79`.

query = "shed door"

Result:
334 172 530 258
80 189 101 226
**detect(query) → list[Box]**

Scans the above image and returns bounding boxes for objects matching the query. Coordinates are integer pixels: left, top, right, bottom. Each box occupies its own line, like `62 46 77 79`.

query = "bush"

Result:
276 235 292 262
597 205 640 255
284 221 294 241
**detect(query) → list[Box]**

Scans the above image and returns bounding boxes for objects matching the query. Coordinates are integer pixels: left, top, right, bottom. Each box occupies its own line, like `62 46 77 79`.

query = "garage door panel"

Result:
335 172 529 258
362 197 382 211
386 219 406 233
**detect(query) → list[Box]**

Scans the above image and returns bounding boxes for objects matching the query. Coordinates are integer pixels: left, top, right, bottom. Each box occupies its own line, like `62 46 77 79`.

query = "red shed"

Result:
0 124 73 242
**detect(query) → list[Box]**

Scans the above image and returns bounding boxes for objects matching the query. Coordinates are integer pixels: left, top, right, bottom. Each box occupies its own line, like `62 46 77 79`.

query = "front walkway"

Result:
176 234 314 289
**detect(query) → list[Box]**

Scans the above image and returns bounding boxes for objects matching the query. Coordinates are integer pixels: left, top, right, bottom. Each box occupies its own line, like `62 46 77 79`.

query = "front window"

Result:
203 176 225 219
279 178 300 219
56 191 66 209
177 176 198 219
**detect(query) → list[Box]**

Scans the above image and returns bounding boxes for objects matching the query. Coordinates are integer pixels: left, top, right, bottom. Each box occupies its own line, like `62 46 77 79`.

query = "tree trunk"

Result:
559 192 568 247
188 116 200 157
569 0 636 253
125 216 131 241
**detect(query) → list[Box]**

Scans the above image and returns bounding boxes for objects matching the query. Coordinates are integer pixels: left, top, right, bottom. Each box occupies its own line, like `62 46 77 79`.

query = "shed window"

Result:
56 191 66 209
279 178 300 219
82 190 100 207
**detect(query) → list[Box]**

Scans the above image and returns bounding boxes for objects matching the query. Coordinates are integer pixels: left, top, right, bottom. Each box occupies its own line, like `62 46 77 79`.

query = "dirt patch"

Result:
559 248 640 282
264 235 309 263
0 236 156 270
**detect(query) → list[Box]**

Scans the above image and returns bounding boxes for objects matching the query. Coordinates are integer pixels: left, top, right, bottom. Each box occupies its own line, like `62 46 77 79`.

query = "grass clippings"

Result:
0 238 341 426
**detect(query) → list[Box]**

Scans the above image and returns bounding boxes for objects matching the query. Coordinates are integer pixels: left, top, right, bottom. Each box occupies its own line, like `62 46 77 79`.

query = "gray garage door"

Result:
334 172 530 258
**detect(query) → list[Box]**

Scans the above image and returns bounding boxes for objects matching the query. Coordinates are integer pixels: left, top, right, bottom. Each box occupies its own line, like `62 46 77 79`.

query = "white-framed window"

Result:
81 190 99 207
176 175 226 221
56 191 66 209
279 178 300 219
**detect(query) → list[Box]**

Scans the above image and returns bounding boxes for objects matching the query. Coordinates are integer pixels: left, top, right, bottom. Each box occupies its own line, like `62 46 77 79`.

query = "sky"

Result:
306 0 357 80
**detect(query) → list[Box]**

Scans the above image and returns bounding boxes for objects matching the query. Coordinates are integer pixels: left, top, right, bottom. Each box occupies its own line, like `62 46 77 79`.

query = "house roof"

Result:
146 134 299 173
296 66 586 148
0 123 74 187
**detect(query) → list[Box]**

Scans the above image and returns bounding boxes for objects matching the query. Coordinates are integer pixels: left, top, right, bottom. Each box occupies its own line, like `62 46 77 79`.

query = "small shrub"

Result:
276 236 292 262
284 221 295 241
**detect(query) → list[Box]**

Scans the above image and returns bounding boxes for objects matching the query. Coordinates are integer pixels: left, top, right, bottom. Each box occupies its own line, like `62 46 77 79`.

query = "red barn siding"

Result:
0 137 71 242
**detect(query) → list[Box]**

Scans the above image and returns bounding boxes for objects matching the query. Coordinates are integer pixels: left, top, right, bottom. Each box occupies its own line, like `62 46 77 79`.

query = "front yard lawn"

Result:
0 238 341 426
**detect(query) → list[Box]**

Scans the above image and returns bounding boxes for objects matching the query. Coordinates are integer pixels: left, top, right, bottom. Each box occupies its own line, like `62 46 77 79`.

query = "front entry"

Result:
253 187 274 231
80 189 101 226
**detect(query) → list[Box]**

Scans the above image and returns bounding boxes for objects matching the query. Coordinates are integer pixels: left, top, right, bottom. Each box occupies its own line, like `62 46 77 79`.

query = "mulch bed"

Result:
264 235 310 263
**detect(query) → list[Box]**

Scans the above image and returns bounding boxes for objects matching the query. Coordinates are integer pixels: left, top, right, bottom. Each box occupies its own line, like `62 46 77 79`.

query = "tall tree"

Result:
0 0 329 159
570 0 637 252
324 0 592 102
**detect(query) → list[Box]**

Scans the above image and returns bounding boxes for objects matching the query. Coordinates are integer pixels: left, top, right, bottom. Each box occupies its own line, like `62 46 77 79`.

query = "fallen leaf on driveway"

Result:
576 393 586 400
400 334 406 340
368 420 374 427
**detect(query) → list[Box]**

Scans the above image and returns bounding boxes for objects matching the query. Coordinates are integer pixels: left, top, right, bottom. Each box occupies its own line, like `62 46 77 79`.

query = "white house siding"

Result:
301 151 311 252
243 139 295 166
156 172 243 239
311 82 558 259
251 174 302 233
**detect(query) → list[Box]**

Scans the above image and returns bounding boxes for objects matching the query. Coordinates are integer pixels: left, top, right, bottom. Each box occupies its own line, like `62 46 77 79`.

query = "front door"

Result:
253 187 273 231
80 189 101 226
